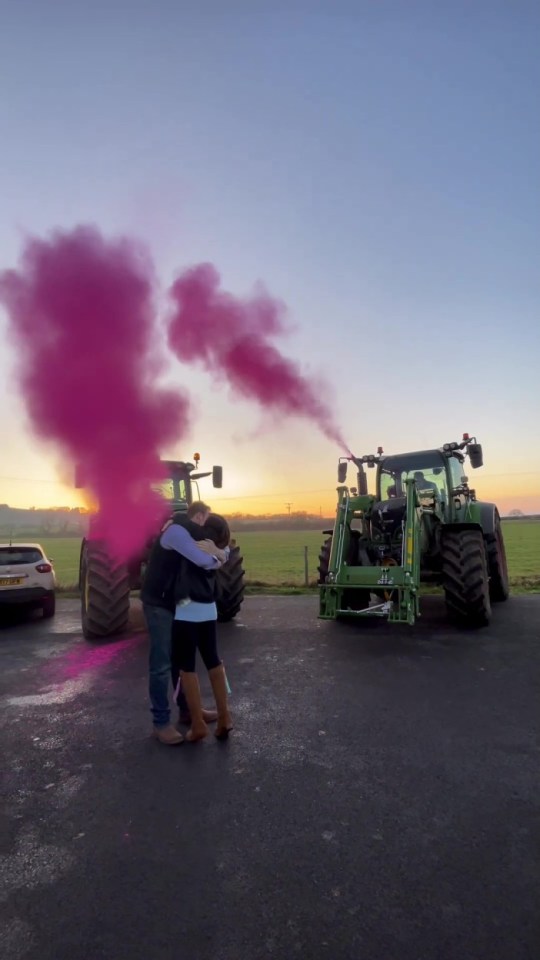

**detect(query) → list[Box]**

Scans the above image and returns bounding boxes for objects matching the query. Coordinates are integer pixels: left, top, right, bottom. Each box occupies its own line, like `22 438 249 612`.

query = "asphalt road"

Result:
1 595 539 960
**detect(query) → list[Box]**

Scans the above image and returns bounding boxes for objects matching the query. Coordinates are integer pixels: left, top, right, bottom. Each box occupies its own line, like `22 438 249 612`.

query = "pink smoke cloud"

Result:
0 226 190 559
167 262 350 452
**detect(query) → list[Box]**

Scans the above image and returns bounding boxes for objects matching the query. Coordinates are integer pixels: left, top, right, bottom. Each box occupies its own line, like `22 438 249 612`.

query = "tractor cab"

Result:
154 458 224 520
157 458 219 509
76 455 223 516
154 461 192 513
377 450 449 507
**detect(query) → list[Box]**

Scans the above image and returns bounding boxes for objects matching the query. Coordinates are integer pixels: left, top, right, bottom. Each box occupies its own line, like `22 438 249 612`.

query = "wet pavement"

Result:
1 595 539 960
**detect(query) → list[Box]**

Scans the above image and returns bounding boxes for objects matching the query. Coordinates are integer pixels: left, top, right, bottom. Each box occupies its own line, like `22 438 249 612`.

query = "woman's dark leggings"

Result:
172 619 221 674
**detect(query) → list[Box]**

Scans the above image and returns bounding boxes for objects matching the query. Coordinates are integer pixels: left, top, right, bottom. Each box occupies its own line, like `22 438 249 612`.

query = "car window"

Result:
0 547 44 566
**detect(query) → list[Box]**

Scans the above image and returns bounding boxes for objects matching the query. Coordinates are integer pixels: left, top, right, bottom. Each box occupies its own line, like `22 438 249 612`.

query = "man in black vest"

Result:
141 501 222 745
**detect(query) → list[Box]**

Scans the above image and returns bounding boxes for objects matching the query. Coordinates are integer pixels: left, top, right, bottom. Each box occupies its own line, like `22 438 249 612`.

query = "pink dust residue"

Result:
167 263 351 453
44 636 135 684
0 226 190 560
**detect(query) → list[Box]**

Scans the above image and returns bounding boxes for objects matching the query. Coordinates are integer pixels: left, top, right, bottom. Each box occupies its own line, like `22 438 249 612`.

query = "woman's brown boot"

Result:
180 672 210 742
209 665 233 740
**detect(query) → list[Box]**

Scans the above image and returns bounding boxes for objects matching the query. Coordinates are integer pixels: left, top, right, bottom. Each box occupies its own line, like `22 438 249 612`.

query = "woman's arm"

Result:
196 540 230 563
160 524 222 569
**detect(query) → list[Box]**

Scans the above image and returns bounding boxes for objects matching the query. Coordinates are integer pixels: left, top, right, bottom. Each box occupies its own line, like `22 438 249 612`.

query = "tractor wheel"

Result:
441 528 491 627
216 543 245 622
485 515 510 603
317 537 332 584
81 540 131 640
318 536 370 611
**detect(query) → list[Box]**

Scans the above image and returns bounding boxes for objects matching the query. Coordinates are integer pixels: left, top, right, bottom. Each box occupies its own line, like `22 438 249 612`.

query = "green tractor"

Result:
77 457 245 640
318 434 509 627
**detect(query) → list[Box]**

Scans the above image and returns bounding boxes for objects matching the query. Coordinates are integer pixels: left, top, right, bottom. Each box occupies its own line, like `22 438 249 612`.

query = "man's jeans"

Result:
143 603 188 727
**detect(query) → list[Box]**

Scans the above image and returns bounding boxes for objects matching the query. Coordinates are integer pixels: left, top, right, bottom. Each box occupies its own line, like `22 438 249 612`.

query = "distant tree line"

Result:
0 504 537 539
0 505 89 537
226 512 335 532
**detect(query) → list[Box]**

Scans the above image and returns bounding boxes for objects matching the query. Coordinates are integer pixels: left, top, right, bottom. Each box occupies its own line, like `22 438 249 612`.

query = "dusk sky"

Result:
1 1 539 515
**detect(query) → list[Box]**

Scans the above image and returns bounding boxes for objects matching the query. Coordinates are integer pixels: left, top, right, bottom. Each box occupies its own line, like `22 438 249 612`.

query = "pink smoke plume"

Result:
167 263 351 452
0 226 189 559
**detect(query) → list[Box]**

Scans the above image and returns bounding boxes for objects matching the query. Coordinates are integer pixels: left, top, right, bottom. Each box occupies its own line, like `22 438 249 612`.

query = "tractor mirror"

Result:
338 462 348 484
212 466 223 488
468 444 483 469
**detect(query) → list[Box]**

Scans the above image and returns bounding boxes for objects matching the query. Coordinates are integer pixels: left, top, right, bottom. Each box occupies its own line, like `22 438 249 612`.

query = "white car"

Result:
0 543 57 618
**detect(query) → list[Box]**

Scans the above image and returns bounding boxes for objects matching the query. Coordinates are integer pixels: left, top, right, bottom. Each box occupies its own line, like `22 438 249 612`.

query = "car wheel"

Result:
42 595 56 619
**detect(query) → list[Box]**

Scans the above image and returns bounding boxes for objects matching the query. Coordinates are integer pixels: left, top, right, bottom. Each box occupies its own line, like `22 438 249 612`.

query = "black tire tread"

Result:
442 528 491 627
82 541 130 639
485 518 510 603
42 595 56 619
318 536 370 611
317 537 332 584
216 544 245 622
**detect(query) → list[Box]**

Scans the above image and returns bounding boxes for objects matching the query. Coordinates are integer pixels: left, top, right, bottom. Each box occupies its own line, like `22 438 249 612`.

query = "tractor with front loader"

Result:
318 434 508 627
77 456 245 640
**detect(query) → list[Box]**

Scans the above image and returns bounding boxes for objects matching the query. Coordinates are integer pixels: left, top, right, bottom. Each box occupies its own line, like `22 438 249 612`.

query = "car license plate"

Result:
0 577 24 586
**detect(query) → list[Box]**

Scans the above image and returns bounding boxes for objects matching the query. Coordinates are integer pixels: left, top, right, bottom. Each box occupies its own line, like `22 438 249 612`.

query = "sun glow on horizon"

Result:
1 469 539 518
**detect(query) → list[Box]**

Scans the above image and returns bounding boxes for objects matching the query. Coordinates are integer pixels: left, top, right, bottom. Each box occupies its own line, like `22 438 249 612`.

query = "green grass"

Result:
498 521 539 577
40 537 81 588
40 520 539 594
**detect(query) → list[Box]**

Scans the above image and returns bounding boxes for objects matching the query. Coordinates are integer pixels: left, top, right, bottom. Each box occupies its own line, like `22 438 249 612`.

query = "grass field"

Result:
40 520 539 592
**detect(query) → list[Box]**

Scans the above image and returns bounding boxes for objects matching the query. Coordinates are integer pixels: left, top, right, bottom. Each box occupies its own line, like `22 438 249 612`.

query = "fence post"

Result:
304 545 309 586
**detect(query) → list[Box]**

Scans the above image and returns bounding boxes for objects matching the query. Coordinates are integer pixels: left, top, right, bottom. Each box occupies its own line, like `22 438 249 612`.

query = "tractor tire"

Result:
317 537 332 584
216 543 245 622
81 540 130 640
318 536 370 611
442 528 491 627
485 515 510 602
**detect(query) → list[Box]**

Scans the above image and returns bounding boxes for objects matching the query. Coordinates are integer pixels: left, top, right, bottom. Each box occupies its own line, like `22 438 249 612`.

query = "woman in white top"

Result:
171 513 234 743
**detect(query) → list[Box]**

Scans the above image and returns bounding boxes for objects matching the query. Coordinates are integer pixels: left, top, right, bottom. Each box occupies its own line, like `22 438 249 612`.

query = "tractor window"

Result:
380 472 400 499
379 454 449 503
449 456 466 490
153 479 188 504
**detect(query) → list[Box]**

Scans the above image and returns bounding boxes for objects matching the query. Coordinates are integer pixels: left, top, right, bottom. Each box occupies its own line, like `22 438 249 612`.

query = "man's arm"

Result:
160 524 221 569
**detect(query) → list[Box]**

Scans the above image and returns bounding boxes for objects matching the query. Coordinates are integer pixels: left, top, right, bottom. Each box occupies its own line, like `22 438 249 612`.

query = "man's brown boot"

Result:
181 672 210 742
209 665 233 740
153 724 184 745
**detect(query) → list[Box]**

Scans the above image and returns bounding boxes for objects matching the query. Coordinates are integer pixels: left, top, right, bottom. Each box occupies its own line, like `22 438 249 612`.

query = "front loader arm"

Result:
319 481 422 625
328 487 351 577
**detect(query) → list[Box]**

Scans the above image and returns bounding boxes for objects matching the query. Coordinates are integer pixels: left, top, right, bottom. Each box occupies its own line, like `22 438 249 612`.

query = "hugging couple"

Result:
141 501 233 745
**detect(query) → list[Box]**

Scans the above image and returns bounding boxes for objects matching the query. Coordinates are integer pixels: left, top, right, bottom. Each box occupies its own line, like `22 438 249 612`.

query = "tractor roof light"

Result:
462 432 470 441
193 452 201 463
377 446 384 455
443 443 451 451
